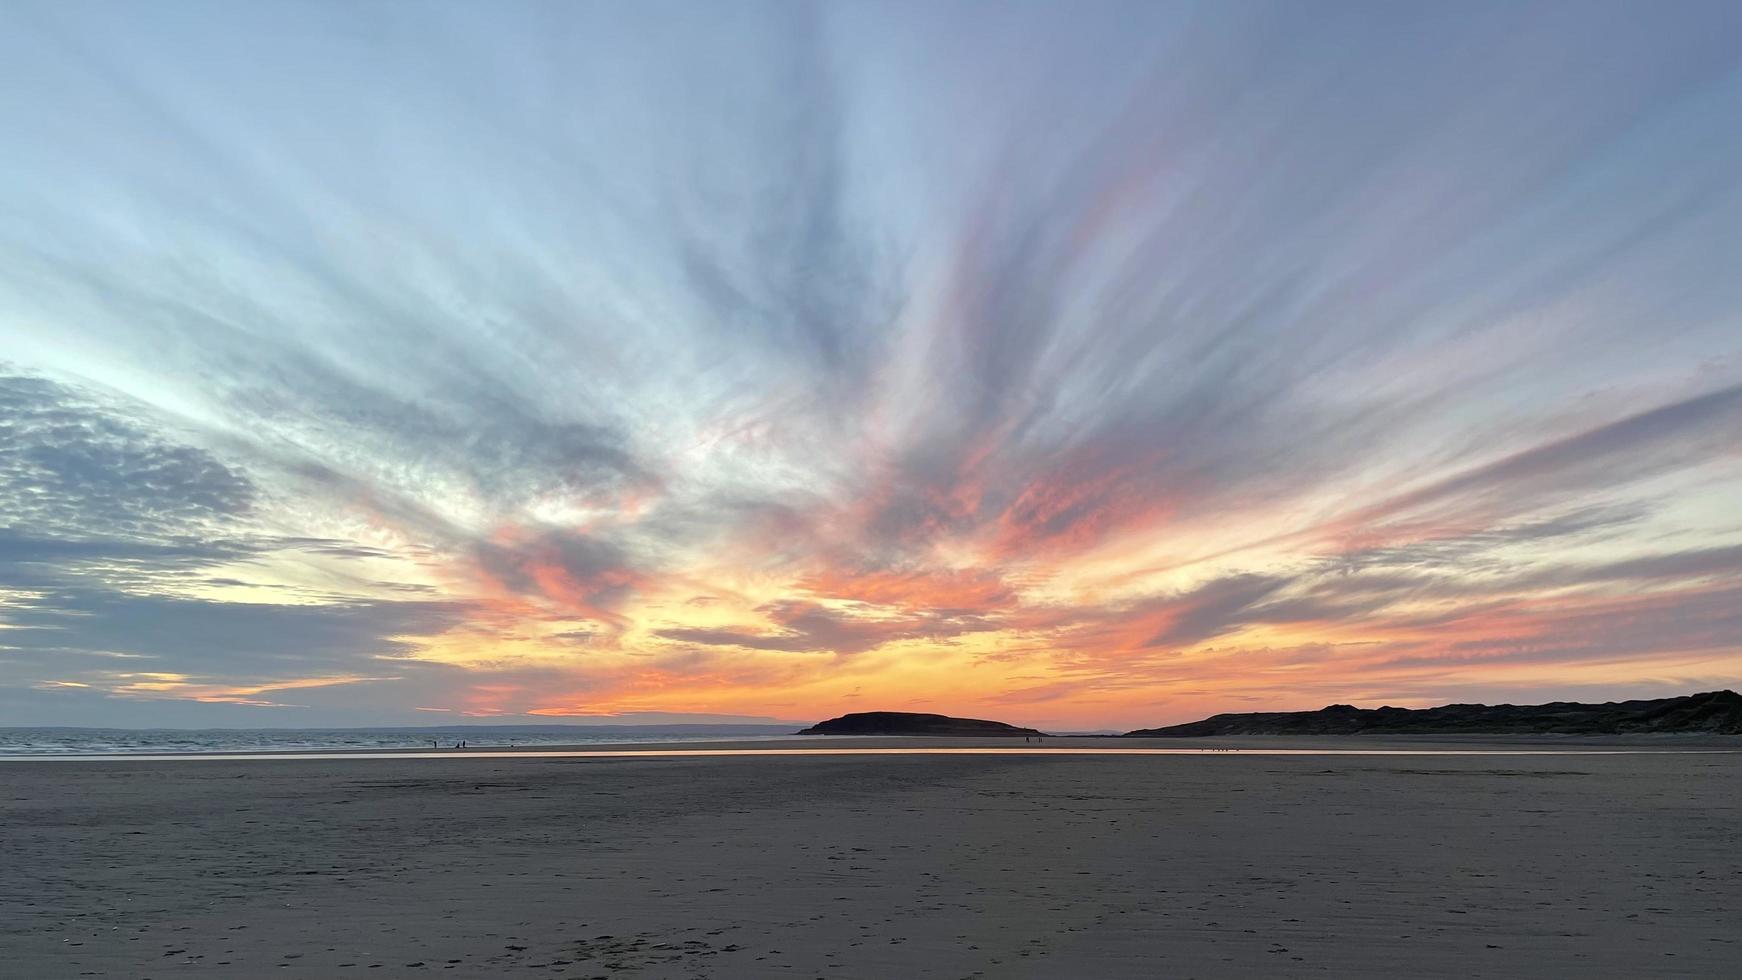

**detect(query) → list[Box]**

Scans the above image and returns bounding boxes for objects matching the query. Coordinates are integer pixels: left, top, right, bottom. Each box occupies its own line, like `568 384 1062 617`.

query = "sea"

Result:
0 725 803 756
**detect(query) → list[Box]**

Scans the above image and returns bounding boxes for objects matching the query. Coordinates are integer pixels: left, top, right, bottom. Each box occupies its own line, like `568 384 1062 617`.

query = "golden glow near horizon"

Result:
2 3 1741 729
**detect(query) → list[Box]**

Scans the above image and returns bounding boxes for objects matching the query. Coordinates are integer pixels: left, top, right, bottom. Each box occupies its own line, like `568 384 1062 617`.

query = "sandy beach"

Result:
4 741 1739 978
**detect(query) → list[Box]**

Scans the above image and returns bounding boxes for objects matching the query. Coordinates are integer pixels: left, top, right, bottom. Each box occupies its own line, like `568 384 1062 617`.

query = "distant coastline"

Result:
1127 690 1742 737
8 691 1740 757
802 691 1742 740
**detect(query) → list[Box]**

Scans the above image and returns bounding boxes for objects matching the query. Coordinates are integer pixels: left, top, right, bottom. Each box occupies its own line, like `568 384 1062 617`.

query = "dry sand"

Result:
4 741 1739 978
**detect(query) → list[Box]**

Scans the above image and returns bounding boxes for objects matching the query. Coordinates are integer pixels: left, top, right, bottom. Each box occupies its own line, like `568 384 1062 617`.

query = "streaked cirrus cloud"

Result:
1 0 1739 728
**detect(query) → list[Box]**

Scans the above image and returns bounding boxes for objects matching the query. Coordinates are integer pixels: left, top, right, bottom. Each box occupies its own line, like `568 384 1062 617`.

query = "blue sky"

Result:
2 1 1740 728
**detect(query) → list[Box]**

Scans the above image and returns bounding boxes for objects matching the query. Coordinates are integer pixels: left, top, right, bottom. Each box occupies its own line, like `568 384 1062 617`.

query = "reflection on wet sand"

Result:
8 746 1735 762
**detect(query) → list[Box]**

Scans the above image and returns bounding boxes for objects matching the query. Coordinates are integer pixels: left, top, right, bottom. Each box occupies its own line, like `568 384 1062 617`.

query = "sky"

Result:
1 0 1740 730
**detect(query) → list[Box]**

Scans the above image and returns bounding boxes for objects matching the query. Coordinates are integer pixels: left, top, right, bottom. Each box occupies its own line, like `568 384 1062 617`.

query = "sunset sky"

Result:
2 1 1740 729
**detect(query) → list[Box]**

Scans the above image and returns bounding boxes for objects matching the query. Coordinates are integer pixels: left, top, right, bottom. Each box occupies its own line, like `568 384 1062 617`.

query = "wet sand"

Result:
4 741 1739 978
12 730 1740 760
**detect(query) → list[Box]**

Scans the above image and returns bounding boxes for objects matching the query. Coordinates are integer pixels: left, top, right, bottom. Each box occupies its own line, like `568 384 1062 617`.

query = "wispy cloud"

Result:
1 0 1739 726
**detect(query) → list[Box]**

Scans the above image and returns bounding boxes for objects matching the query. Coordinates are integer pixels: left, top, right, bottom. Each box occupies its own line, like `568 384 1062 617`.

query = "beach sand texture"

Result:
4 745 1739 978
